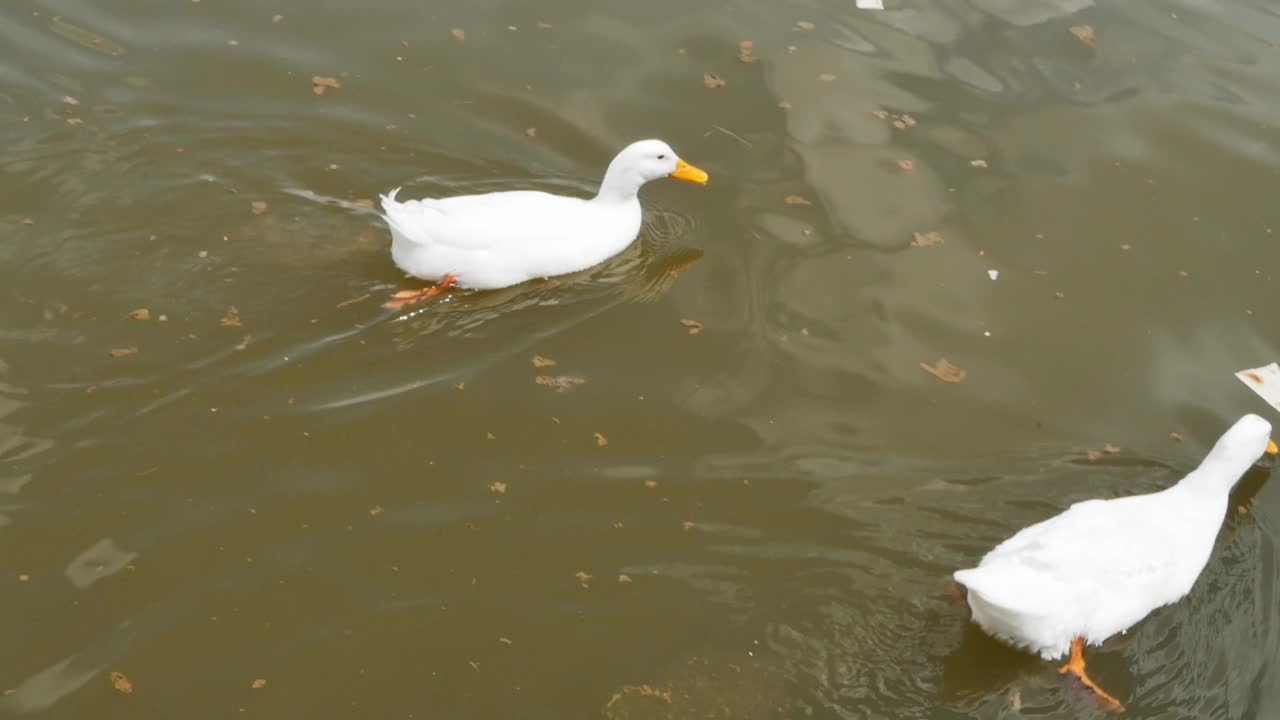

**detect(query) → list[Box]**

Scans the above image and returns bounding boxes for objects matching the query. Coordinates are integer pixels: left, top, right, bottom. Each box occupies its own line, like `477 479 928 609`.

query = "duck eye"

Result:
657 154 666 160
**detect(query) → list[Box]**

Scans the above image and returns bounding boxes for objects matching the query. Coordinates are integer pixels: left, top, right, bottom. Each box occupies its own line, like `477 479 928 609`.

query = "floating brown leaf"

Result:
272 14 284 23
900 113 917 127
234 334 251 351
525 127 537 137
535 375 585 392
535 21 553 29
1169 431 1183 443
220 307 242 327
1103 443 1121 454
311 76 341 95
871 110 889 120
450 28 466 42
897 159 914 171
575 570 593 586
498 636 513 645
251 679 267 689
489 481 507 495
795 20 815 31
109 671 133 694
1086 450 1102 462
784 194 811 206
892 119 907 129
643 479 658 489
354 198 375 208
21 218 34 226
1069 25 1096 48
920 358 966 383
604 684 674 711
368 505 384 516
703 71 726 89
737 40 756 64
970 159 988 168
109 346 139 358
911 231 944 247
817 72 836 82
778 100 791 109
593 432 608 447
682 520 696 531
679 318 704 335
250 201 267 215
126 308 151 321
531 355 557 368
618 574 633 584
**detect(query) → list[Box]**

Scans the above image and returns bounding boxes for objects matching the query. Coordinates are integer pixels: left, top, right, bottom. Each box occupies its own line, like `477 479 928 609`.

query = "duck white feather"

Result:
379 139 707 293
955 413 1277 664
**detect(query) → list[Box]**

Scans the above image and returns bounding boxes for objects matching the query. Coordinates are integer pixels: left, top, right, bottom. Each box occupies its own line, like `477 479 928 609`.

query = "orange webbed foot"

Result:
1058 637 1124 712
383 274 458 309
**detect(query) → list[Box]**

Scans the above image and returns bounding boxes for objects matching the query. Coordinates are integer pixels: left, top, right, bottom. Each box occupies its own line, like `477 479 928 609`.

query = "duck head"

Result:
1197 414 1277 487
595 139 707 201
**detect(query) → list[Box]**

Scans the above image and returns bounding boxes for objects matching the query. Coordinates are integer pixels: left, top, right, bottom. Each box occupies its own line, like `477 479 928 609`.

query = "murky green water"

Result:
4 0 1280 717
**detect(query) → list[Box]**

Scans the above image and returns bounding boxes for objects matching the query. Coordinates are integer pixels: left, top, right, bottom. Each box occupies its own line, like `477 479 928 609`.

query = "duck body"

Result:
383 188 641 290
378 139 707 300
954 414 1276 709
955 484 1225 661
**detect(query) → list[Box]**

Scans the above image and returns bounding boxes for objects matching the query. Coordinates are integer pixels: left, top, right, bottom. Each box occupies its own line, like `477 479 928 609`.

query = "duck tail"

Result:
379 186 402 213
378 187 433 247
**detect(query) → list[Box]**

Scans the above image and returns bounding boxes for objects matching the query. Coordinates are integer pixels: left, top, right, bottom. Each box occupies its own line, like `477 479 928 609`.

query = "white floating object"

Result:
1235 362 1280 413
987 269 999 280
856 0 884 8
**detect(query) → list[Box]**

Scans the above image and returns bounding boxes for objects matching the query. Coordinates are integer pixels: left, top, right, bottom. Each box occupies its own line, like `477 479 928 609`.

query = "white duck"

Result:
378 139 708 308
954 414 1278 710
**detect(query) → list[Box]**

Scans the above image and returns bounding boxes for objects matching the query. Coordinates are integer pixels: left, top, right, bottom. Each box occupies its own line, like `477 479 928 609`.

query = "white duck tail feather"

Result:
954 566 1054 617
380 187 440 247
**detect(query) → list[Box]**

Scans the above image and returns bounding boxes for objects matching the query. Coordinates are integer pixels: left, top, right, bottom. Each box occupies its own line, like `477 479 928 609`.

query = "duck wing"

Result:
380 188 591 252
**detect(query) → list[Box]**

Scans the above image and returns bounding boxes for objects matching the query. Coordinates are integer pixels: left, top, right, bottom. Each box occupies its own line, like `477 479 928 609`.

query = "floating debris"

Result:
911 231 944 248
311 76 340 95
921 358 967 383
535 375 585 392
109 671 133 694
1069 25 1097 48
219 307 242 327
1235 362 1280 412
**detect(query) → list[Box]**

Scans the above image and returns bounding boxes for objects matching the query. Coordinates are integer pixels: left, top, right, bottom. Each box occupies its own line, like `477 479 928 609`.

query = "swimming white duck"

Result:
954 414 1278 710
378 139 708 308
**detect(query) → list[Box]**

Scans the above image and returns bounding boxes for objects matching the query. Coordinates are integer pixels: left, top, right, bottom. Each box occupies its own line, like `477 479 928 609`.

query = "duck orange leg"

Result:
1059 637 1124 712
384 274 458 309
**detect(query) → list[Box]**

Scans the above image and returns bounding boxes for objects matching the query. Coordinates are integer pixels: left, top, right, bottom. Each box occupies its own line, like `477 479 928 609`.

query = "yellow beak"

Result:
1267 439 1278 456
668 157 708 185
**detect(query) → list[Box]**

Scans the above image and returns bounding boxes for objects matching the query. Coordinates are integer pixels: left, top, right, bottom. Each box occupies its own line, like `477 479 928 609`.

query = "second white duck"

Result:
954 414 1278 710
